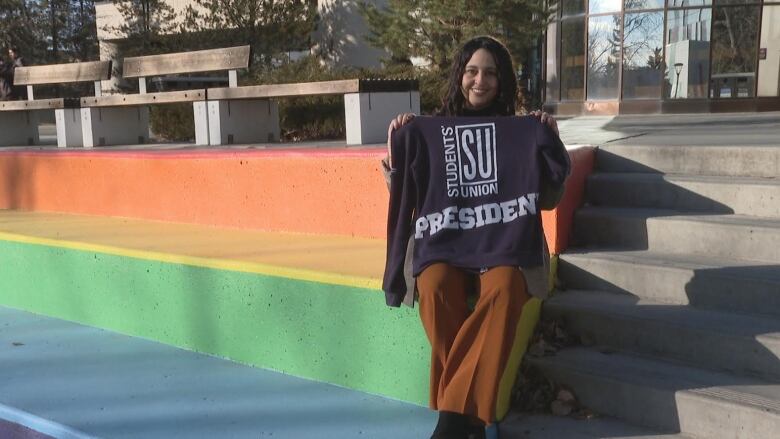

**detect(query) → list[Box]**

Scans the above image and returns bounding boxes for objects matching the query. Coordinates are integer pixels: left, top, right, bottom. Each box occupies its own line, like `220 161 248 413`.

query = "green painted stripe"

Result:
0 239 429 405
0 231 382 291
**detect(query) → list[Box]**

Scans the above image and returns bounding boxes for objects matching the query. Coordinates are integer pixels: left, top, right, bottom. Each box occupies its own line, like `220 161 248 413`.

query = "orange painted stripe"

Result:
0 145 593 247
542 146 596 254
0 148 390 238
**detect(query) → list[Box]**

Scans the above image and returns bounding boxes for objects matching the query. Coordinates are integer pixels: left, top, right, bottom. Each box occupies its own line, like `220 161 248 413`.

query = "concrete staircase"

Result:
530 144 780 438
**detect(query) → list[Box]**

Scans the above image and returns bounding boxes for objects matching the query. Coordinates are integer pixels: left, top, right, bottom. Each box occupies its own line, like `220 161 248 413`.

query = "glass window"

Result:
587 14 622 99
546 21 561 101
590 0 622 14
665 8 712 98
562 0 586 16
625 0 665 10
623 11 665 98
561 18 586 100
667 0 712 7
758 6 780 97
710 6 760 98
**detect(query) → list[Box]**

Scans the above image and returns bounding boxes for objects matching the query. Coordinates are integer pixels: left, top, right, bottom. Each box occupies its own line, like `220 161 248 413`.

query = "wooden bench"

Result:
206 78 420 145
0 60 111 147
75 45 418 147
79 46 249 147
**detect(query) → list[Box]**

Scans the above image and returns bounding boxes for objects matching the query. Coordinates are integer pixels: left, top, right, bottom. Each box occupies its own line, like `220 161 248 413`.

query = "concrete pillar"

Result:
98 41 122 94
193 101 209 146
55 108 85 147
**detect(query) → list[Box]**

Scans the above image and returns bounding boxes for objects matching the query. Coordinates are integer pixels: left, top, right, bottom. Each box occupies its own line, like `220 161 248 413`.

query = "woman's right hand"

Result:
386 113 416 166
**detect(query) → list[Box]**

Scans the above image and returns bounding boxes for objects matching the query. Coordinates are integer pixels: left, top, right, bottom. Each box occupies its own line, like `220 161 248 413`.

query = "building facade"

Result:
543 0 780 114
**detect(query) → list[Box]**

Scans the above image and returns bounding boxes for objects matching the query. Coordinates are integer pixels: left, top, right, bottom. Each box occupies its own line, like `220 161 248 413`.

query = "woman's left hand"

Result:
530 110 559 137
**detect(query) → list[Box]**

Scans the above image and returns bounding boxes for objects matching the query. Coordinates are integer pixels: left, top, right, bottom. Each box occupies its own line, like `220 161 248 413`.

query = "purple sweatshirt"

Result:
383 115 570 307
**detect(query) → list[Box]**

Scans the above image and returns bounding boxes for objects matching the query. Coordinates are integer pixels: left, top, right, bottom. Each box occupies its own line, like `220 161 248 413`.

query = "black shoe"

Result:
430 411 469 439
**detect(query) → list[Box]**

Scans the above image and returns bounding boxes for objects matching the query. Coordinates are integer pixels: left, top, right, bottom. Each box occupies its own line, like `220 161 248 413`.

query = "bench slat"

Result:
207 79 361 100
13 61 112 86
123 46 250 78
207 79 419 101
81 90 206 108
0 98 78 111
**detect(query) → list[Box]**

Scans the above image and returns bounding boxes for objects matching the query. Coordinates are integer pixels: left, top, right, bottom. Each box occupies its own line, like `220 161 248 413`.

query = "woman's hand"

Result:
530 110 559 137
386 113 416 166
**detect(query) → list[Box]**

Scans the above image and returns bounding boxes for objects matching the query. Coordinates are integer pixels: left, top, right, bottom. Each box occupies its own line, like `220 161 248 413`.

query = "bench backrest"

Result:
122 46 250 79
207 78 420 100
13 61 112 86
12 60 112 101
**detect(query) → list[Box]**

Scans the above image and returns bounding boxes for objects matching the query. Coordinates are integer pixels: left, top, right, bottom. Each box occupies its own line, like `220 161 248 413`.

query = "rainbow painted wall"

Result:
0 145 594 405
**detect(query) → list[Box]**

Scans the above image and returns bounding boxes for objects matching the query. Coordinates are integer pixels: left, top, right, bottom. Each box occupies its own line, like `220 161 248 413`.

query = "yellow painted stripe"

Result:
549 255 559 292
0 231 382 291
495 297 542 421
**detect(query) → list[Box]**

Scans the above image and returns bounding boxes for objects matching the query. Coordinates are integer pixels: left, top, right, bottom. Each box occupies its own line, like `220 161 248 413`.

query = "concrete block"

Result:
207 99 280 145
344 91 420 145
0 111 39 146
81 106 149 147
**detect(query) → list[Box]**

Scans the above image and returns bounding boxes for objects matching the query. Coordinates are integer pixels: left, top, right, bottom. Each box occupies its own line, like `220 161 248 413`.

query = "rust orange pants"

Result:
417 263 542 424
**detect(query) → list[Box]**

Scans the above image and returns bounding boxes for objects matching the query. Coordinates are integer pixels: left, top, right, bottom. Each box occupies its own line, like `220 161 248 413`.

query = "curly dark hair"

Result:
439 36 518 117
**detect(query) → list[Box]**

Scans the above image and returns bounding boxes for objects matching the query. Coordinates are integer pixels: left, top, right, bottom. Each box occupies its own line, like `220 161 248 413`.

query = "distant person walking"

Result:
0 57 11 101
1 46 26 100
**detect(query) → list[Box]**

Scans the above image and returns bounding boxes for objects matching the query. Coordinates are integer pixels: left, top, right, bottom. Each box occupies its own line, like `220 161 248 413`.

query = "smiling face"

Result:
461 48 499 111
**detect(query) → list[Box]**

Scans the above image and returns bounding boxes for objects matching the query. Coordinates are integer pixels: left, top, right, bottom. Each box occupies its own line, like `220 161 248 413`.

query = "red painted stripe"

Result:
0 146 387 160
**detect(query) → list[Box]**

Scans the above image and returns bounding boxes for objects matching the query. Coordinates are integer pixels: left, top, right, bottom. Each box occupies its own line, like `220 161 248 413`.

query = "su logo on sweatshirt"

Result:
442 123 499 198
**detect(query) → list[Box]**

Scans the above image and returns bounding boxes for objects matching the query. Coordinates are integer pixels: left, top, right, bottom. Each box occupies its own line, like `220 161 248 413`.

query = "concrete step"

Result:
544 290 780 382
586 173 780 218
558 250 780 318
500 413 692 438
595 145 780 178
529 347 780 439
573 207 780 263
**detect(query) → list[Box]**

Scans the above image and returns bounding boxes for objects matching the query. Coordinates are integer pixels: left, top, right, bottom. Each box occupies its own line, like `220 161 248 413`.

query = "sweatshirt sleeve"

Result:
536 120 571 209
382 123 419 307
